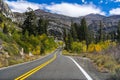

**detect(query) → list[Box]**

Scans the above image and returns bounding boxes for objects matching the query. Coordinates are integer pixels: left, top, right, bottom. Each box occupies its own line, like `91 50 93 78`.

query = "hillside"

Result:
0 0 58 68
14 9 120 39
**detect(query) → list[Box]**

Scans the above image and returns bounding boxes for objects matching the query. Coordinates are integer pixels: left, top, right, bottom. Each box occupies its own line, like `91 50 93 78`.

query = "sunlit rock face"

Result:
0 0 15 21
34 9 120 38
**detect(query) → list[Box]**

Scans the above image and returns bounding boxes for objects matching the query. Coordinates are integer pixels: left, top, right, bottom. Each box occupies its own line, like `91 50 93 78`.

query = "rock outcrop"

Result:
34 9 120 37
0 0 15 21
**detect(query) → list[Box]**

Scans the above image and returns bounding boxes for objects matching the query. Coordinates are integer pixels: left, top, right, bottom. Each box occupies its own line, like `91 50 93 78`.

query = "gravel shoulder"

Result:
73 56 111 80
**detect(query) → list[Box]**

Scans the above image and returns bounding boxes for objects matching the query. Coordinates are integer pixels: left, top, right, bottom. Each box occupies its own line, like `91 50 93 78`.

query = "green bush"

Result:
0 32 13 43
3 42 19 56
71 41 87 53
8 59 21 65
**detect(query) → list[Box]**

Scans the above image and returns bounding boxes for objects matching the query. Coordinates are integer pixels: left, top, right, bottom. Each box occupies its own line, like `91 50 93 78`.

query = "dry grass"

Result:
0 54 41 67
0 49 56 68
62 46 120 80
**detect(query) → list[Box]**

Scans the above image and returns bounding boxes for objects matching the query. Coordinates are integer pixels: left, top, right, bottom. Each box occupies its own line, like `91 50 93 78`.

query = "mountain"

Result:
88 15 120 34
0 0 120 38
34 9 120 37
14 9 120 38
0 0 15 21
14 12 25 23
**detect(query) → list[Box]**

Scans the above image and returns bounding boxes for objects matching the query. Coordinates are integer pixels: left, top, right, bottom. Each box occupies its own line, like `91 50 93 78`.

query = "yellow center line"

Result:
15 53 56 80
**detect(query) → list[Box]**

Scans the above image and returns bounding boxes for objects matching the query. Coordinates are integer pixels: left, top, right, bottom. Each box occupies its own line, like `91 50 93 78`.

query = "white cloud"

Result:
82 0 85 3
44 3 105 17
100 0 103 3
5 0 105 17
115 0 120 2
82 0 87 4
105 2 108 4
111 0 120 2
109 8 120 15
5 0 40 12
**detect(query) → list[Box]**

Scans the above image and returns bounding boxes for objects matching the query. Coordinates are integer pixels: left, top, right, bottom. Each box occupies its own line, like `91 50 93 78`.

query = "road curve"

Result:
0 48 91 80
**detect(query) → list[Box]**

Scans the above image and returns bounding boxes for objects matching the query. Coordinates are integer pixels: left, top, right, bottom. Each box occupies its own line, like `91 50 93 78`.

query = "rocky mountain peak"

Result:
84 14 105 19
35 9 48 14
0 0 15 21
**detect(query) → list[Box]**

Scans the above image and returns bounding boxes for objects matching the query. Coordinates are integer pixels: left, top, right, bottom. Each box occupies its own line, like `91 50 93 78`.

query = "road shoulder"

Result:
73 56 111 80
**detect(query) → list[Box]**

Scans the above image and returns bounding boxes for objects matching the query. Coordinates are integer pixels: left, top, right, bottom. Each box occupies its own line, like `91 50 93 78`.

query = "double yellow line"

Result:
15 53 56 80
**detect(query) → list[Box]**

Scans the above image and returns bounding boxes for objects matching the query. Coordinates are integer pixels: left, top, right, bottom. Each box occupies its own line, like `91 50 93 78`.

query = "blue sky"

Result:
6 0 120 17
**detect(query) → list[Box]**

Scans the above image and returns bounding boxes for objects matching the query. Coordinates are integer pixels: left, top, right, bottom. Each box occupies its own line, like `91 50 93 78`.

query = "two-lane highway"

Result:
0 48 93 80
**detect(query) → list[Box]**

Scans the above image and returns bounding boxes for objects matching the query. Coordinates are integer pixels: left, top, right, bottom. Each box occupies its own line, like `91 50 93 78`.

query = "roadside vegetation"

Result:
63 18 120 80
0 8 58 67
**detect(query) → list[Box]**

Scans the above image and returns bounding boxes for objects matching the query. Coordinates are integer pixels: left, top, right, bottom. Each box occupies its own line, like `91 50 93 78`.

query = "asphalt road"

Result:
0 48 92 80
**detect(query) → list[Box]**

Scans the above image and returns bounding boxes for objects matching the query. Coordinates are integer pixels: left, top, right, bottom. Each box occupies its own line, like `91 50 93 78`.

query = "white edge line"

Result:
67 56 93 80
0 49 58 71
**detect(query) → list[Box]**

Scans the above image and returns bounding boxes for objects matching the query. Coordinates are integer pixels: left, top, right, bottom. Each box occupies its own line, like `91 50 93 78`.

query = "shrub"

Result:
88 43 95 52
0 32 13 43
88 40 117 53
8 59 23 65
32 46 40 55
3 42 19 55
71 42 87 53
95 44 102 52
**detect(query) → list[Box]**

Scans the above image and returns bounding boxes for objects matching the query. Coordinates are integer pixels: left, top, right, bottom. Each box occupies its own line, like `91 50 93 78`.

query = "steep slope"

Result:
0 0 15 21
88 15 120 33
14 12 25 23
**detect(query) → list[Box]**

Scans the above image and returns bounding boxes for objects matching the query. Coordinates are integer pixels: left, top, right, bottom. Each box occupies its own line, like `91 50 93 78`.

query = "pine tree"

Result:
38 18 48 35
79 18 88 42
38 18 43 35
22 8 37 36
3 24 8 34
98 20 103 42
88 30 95 44
44 19 48 35
63 28 68 50
63 28 72 51
67 33 73 51
71 21 78 41
0 18 3 24
79 18 89 48
117 21 120 43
